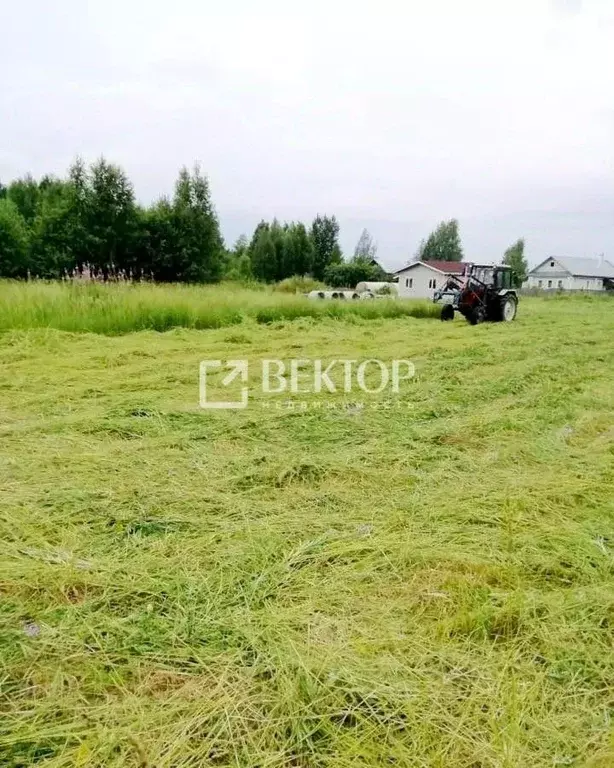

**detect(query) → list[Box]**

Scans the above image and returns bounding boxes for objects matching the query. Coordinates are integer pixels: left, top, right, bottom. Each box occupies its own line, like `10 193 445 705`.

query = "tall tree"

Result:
310 214 342 280
67 157 94 271
142 198 176 281
353 228 377 261
248 222 272 281
280 225 297 280
289 222 313 276
269 219 287 282
29 179 77 278
170 165 224 282
250 227 277 282
0 199 30 277
417 219 463 262
503 238 528 287
88 157 139 279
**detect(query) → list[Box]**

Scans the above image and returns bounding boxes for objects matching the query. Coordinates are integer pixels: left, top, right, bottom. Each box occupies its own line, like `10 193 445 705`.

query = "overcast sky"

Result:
2 0 613 269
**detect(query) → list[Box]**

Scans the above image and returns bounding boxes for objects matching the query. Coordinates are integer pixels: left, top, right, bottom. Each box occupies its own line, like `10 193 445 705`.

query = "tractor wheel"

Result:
468 307 485 325
440 304 454 321
500 295 518 322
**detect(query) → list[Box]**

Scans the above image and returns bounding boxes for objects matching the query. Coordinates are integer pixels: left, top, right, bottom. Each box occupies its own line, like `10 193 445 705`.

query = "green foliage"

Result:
0 199 30 277
310 214 342 280
29 181 76 278
139 198 174 281
248 220 317 283
7 174 40 224
166 165 224 283
273 275 325 293
0 159 223 283
87 158 140 278
503 238 528 286
250 223 278 282
66 158 93 270
225 236 254 282
324 259 384 288
418 219 463 262
289 222 313 276
0 164 375 288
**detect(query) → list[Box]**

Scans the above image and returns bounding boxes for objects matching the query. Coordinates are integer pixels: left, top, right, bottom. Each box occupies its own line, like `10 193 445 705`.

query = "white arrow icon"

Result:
200 360 249 409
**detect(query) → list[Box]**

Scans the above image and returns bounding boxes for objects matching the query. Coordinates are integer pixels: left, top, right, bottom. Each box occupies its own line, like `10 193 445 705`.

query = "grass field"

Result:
1 287 614 767
0 281 440 335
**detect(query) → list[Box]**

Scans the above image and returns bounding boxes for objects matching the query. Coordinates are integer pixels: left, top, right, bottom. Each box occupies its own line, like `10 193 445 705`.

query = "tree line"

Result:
0 158 386 285
0 159 225 282
0 158 527 285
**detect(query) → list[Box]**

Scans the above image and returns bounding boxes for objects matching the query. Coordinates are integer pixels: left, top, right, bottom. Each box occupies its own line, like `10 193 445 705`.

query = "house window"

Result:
550 261 555 267
405 278 409 287
409 278 413 288
548 280 552 288
433 279 436 289
557 280 563 289
538 280 543 288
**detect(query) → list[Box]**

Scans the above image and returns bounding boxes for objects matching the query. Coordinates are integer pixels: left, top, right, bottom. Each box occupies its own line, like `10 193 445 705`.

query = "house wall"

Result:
526 273 605 291
526 258 606 290
396 264 444 299
569 276 605 290
526 274 572 290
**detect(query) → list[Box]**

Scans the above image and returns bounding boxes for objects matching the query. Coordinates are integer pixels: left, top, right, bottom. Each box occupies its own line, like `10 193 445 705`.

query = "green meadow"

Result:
1 284 614 767
0 281 439 335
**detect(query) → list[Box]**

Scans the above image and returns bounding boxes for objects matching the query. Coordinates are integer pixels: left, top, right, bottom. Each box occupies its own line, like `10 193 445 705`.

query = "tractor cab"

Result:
469 264 513 288
471 266 495 285
494 266 514 290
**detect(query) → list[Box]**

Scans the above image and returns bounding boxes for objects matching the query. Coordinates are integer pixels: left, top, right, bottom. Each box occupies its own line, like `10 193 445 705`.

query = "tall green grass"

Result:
0 280 441 335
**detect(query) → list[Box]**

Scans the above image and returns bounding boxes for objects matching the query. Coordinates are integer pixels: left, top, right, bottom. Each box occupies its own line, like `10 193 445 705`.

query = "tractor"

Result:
433 264 518 324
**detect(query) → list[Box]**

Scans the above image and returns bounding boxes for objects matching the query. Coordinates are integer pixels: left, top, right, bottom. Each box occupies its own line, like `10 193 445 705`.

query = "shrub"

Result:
273 275 326 294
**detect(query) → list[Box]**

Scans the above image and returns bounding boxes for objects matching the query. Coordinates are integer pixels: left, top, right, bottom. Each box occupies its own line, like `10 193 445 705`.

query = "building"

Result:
524 257 614 291
394 260 466 299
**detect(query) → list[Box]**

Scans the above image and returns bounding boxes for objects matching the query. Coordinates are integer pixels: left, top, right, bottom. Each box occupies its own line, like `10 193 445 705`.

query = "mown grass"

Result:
0 281 440 335
1 293 614 766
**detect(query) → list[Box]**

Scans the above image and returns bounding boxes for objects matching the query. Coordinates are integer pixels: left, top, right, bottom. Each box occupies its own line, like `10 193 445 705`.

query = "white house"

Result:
394 261 466 299
524 257 614 291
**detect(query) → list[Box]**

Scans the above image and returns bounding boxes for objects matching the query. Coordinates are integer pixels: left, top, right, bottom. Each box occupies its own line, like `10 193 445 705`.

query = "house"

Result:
394 260 466 299
524 257 614 291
